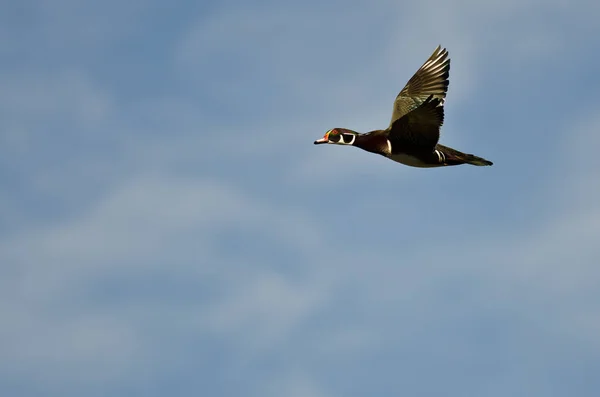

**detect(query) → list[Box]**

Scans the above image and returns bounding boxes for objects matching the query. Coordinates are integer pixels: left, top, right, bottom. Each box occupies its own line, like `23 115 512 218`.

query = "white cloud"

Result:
0 173 332 385
203 272 327 353
0 303 139 385
2 173 324 291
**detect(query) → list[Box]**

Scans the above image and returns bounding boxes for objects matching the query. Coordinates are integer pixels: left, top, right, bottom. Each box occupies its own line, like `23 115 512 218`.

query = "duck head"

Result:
314 128 357 146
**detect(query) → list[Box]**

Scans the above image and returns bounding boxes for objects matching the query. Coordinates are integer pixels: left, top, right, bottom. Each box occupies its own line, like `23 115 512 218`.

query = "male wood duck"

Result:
314 46 493 167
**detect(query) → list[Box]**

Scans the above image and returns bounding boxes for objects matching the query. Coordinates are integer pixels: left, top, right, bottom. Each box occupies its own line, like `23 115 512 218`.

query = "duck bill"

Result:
314 132 330 145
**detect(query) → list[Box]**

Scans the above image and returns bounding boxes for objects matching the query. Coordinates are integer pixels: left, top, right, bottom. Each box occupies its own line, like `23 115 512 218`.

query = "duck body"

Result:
314 46 493 168
347 127 493 167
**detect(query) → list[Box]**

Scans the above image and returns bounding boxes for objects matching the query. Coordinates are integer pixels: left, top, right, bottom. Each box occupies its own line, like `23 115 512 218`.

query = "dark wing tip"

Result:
402 46 451 98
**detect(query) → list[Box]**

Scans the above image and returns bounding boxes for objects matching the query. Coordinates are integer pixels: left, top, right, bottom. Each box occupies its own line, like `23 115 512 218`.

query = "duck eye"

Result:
328 133 341 143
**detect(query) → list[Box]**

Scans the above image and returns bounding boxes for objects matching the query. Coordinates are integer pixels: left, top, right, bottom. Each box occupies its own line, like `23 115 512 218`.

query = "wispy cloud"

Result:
2 0 600 396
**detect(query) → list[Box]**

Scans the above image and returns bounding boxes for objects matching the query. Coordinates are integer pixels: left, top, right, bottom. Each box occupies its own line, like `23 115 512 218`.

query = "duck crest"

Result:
333 128 357 135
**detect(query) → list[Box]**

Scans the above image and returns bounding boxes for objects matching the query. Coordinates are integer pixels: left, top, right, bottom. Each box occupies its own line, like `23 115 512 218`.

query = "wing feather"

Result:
389 45 450 127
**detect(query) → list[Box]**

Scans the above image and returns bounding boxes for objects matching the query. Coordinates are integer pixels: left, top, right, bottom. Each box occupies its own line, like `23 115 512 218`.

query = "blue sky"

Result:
2 0 600 396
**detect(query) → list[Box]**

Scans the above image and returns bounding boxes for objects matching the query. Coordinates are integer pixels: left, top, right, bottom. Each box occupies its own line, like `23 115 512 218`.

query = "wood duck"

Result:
314 46 493 167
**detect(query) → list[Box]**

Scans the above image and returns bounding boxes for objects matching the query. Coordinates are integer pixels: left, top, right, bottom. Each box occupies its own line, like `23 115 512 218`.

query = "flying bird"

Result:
314 46 492 167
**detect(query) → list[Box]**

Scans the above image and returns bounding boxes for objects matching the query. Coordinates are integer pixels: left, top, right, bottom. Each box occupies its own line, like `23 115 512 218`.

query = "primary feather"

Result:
389 45 450 127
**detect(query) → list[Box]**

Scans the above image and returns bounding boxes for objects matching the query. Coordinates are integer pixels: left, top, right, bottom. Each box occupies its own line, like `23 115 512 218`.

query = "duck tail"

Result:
437 144 493 166
462 153 493 166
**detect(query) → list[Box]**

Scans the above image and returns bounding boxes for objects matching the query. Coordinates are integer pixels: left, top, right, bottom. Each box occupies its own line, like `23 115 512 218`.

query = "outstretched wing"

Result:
389 45 450 127
388 95 444 151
